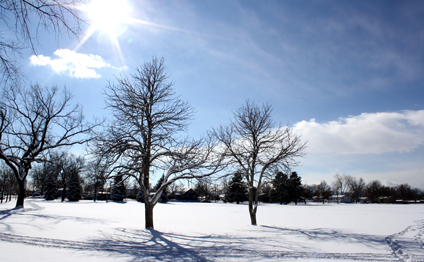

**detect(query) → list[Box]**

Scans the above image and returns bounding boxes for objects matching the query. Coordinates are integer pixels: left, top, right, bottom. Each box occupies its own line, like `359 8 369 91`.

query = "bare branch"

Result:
0 0 87 84
0 83 98 207
212 100 307 225
94 57 221 229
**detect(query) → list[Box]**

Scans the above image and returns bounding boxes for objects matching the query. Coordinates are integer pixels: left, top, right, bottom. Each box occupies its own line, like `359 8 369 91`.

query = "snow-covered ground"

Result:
1 199 423 261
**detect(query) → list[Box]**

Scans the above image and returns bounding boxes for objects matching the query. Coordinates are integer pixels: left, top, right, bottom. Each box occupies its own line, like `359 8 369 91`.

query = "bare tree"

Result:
85 154 110 202
332 173 352 204
316 180 332 204
0 0 86 83
364 180 383 203
0 84 96 207
0 162 18 203
213 101 306 225
94 57 223 229
348 176 366 203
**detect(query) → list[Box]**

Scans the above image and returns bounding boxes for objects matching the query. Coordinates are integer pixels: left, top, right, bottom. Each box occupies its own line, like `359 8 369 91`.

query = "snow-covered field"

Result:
0 199 423 261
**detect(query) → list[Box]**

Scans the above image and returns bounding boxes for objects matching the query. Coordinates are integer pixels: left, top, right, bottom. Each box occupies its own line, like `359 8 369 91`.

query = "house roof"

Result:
330 195 348 198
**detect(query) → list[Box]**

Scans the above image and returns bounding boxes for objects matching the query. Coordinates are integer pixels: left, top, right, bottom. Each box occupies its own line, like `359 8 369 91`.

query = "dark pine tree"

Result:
136 188 144 203
269 172 289 204
67 170 82 202
111 174 127 202
154 175 169 203
195 179 210 201
44 171 58 200
287 172 303 205
225 172 248 204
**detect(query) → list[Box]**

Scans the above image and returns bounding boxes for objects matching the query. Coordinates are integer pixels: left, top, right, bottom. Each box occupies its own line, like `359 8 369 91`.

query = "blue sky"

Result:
19 0 424 188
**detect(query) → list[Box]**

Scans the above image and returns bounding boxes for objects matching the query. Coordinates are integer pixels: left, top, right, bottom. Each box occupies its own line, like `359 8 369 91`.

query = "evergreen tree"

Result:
154 175 169 203
269 172 289 204
195 179 210 201
287 172 303 205
111 174 127 202
136 189 144 203
225 172 248 204
44 170 58 200
67 169 82 202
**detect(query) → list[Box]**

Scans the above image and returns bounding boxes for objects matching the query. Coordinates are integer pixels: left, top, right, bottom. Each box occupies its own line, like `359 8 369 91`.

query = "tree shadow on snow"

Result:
0 222 395 261
260 225 387 249
0 206 106 233
85 228 319 261
87 228 214 261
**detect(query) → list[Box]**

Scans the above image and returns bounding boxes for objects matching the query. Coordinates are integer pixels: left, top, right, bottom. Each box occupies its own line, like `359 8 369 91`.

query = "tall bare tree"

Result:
94 57 223 229
316 180 332 204
0 84 95 207
85 154 110 202
0 162 18 203
0 0 86 83
332 173 352 204
348 176 366 203
213 101 306 225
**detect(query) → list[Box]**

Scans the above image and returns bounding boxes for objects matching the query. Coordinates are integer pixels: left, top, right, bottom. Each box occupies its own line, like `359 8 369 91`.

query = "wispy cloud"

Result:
29 49 121 79
295 110 424 155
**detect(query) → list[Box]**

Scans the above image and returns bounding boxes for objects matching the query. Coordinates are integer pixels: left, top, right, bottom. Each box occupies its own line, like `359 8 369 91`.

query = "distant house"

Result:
329 195 351 203
175 189 199 201
358 197 368 203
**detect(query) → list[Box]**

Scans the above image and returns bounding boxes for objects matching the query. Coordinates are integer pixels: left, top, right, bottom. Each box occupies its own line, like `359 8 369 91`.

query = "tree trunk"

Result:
248 188 257 225
145 202 154 229
93 183 98 202
249 208 257 225
62 184 67 202
16 179 26 207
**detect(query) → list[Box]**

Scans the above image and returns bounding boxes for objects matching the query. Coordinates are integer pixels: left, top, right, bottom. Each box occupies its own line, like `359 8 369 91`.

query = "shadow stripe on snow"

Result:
0 232 399 261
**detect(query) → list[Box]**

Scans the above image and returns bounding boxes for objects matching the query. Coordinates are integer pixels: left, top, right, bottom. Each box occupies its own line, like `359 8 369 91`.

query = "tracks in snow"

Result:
0 230 399 261
386 219 424 262
1 201 422 261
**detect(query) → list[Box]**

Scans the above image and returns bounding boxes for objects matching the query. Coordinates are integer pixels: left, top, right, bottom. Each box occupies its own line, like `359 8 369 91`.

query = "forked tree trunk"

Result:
16 179 26 208
248 188 257 225
249 208 257 225
145 202 154 229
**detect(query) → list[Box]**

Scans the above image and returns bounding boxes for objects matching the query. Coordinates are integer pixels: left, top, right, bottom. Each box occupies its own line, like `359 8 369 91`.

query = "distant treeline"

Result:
1 159 422 205
222 172 423 204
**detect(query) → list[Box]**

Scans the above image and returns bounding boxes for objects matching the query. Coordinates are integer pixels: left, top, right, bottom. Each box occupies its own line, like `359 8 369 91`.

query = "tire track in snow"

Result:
0 231 399 261
386 219 424 262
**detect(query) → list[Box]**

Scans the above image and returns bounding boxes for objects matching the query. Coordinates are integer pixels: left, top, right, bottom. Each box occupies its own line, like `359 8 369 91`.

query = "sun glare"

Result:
75 0 201 68
85 0 130 35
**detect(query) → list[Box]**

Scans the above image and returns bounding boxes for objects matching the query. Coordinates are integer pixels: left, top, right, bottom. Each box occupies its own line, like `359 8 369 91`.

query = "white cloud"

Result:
295 110 424 155
30 49 113 79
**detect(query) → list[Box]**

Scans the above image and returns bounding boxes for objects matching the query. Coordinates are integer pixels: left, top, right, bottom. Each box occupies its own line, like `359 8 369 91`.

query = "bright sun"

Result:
84 0 130 36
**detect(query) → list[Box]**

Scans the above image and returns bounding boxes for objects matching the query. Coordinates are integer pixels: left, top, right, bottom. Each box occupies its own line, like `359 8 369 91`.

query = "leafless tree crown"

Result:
1 84 89 164
0 83 95 207
213 100 306 225
216 101 306 183
0 0 86 83
95 57 223 228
